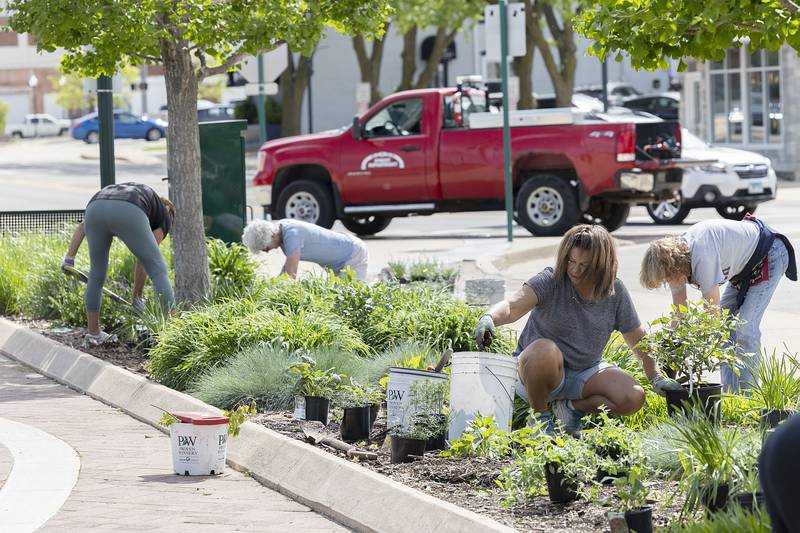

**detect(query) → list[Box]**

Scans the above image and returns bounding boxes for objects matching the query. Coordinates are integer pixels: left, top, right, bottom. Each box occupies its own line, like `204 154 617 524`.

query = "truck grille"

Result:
734 164 768 179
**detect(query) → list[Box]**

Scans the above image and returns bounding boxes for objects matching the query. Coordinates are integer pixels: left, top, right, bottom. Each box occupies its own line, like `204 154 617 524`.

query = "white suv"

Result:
647 129 777 224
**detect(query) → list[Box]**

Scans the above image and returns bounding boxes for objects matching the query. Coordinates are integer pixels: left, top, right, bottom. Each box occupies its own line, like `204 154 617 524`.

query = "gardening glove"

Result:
132 296 145 315
61 255 75 272
474 314 496 349
650 374 682 397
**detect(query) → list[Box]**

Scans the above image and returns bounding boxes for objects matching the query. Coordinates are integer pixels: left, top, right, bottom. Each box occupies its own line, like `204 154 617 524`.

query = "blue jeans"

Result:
720 239 789 392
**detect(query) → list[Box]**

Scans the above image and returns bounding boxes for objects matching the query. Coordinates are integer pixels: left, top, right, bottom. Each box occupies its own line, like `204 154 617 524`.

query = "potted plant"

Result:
640 301 741 421
611 465 653 533
289 355 341 426
745 350 800 429
539 432 597 504
582 408 635 484
668 411 745 515
389 379 448 462
336 379 383 442
407 378 449 451
730 468 764 511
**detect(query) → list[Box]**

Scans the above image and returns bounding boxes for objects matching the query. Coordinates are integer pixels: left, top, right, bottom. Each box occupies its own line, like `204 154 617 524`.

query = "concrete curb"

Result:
0 318 516 533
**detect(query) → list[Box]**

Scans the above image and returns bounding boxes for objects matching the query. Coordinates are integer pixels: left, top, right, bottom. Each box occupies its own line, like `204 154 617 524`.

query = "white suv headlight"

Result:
695 162 727 173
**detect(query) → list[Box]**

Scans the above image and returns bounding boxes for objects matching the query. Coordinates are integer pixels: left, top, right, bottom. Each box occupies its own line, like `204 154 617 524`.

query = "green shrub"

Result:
667 504 769 532
149 300 368 390
207 238 258 301
0 99 7 136
190 343 299 410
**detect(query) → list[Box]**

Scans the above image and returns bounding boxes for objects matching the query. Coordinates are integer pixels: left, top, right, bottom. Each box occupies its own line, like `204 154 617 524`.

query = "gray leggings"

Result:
84 199 175 312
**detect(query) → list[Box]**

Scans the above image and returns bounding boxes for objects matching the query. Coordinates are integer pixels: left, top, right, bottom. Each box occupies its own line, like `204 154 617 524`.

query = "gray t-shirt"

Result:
512 268 641 370
676 219 759 295
280 219 356 272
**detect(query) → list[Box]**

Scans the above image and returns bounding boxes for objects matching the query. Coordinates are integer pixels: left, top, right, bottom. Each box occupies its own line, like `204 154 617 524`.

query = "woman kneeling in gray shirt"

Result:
474 225 679 435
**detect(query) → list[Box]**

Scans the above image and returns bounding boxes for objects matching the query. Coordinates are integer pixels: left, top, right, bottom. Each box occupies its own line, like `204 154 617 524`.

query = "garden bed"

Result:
255 411 683 533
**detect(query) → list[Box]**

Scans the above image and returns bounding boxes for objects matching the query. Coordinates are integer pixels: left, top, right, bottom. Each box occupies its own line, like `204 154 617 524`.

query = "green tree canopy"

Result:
6 0 390 303
576 0 798 70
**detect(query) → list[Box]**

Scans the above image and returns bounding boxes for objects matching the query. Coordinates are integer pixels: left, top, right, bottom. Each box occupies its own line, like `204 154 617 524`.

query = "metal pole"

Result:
140 63 148 116
97 74 115 187
500 0 513 243
307 55 313 133
601 59 609 112
257 52 267 144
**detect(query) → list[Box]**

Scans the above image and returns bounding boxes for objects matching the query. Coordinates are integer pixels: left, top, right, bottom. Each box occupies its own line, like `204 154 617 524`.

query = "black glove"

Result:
474 314 496 348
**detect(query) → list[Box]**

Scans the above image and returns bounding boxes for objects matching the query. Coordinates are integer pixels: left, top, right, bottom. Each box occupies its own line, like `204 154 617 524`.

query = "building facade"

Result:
682 45 797 179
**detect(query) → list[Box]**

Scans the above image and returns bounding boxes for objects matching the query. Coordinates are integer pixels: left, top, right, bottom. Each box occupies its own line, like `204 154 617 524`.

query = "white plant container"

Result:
386 367 448 430
169 412 230 476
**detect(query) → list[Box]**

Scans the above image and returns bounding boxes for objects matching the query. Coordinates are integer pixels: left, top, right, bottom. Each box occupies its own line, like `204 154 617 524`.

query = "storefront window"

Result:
709 46 781 145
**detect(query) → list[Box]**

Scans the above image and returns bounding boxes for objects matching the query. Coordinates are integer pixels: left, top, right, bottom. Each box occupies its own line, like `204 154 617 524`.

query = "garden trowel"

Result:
62 264 132 308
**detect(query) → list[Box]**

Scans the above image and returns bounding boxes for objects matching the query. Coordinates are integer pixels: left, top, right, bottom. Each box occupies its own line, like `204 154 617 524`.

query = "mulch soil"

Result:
254 411 684 533
10 316 685 532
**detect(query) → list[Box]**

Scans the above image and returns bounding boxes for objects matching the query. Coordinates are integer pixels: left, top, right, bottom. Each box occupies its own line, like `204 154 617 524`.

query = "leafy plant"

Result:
667 409 749 516
159 411 179 428
667 504 770 533
289 355 342 398
640 301 741 390
223 401 258 437
442 414 512 459
583 407 639 479
613 464 650 512
336 378 383 409
387 259 458 286
745 349 800 412
207 239 258 301
402 378 448 440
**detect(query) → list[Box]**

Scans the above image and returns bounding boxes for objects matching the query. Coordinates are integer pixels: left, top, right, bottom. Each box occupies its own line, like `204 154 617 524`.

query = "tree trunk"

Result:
352 25 388 105
398 27 417 91
514 0 536 110
279 46 314 137
160 38 210 304
413 28 457 89
531 1 578 108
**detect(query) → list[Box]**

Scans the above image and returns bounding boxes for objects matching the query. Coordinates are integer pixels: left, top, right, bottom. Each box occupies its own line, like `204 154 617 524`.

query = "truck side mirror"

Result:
352 116 362 140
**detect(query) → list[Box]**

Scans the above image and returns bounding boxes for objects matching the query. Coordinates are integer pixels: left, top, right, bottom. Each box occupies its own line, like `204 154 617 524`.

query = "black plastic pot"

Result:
304 396 330 425
369 403 380 428
730 491 765 511
425 431 447 451
544 462 579 504
595 467 623 485
702 483 730 512
760 408 796 429
665 383 722 422
340 406 371 442
624 507 653 533
390 435 427 464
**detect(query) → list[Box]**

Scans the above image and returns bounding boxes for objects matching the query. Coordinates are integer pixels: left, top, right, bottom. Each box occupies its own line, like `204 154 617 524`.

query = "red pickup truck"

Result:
253 87 684 236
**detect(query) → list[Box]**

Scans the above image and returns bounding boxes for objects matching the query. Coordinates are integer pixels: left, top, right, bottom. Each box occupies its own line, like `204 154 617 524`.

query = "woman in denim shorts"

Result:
475 225 680 435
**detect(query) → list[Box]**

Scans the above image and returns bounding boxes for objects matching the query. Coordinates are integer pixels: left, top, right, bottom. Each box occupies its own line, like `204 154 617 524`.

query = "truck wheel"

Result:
516 175 579 237
582 201 630 232
716 204 757 221
340 215 392 236
275 180 335 229
11 132 22 139
646 194 690 225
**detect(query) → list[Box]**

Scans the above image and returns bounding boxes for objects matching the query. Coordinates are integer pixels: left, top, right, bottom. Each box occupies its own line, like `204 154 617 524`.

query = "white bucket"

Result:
448 352 518 441
386 367 448 430
169 414 229 476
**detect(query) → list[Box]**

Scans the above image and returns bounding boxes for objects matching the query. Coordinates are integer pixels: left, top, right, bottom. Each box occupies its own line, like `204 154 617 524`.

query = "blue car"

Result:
71 111 166 144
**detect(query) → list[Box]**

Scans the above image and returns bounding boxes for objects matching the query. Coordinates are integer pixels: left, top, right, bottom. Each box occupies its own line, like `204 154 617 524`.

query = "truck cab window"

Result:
364 98 423 137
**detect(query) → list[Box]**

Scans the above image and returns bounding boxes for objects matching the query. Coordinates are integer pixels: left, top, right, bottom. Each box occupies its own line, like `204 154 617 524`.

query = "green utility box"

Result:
199 120 248 243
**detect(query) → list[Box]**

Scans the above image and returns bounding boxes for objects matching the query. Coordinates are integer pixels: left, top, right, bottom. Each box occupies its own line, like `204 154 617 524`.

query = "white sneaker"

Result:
82 331 118 348
551 399 585 437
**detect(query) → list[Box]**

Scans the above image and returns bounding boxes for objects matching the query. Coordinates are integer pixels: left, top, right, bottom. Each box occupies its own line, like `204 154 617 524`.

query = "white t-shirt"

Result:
671 219 759 295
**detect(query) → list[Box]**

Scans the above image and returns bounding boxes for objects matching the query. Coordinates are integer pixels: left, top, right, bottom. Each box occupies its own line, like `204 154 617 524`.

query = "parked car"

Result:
646 129 777 224
6 114 71 138
575 82 642 106
158 100 235 124
71 111 166 143
622 93 680 120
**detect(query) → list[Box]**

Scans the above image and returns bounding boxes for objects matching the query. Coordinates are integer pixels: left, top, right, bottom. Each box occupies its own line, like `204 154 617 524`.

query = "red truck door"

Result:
339 97 433 203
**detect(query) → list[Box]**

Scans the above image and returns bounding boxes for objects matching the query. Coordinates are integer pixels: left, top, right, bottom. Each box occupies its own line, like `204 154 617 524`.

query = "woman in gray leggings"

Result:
63 183 176 346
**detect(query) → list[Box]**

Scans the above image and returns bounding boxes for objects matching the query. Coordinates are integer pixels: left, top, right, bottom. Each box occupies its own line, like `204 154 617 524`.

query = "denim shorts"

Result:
515 361 613 403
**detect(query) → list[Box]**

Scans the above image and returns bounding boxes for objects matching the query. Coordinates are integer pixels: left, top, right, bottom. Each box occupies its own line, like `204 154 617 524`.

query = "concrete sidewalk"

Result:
0 355 347 532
